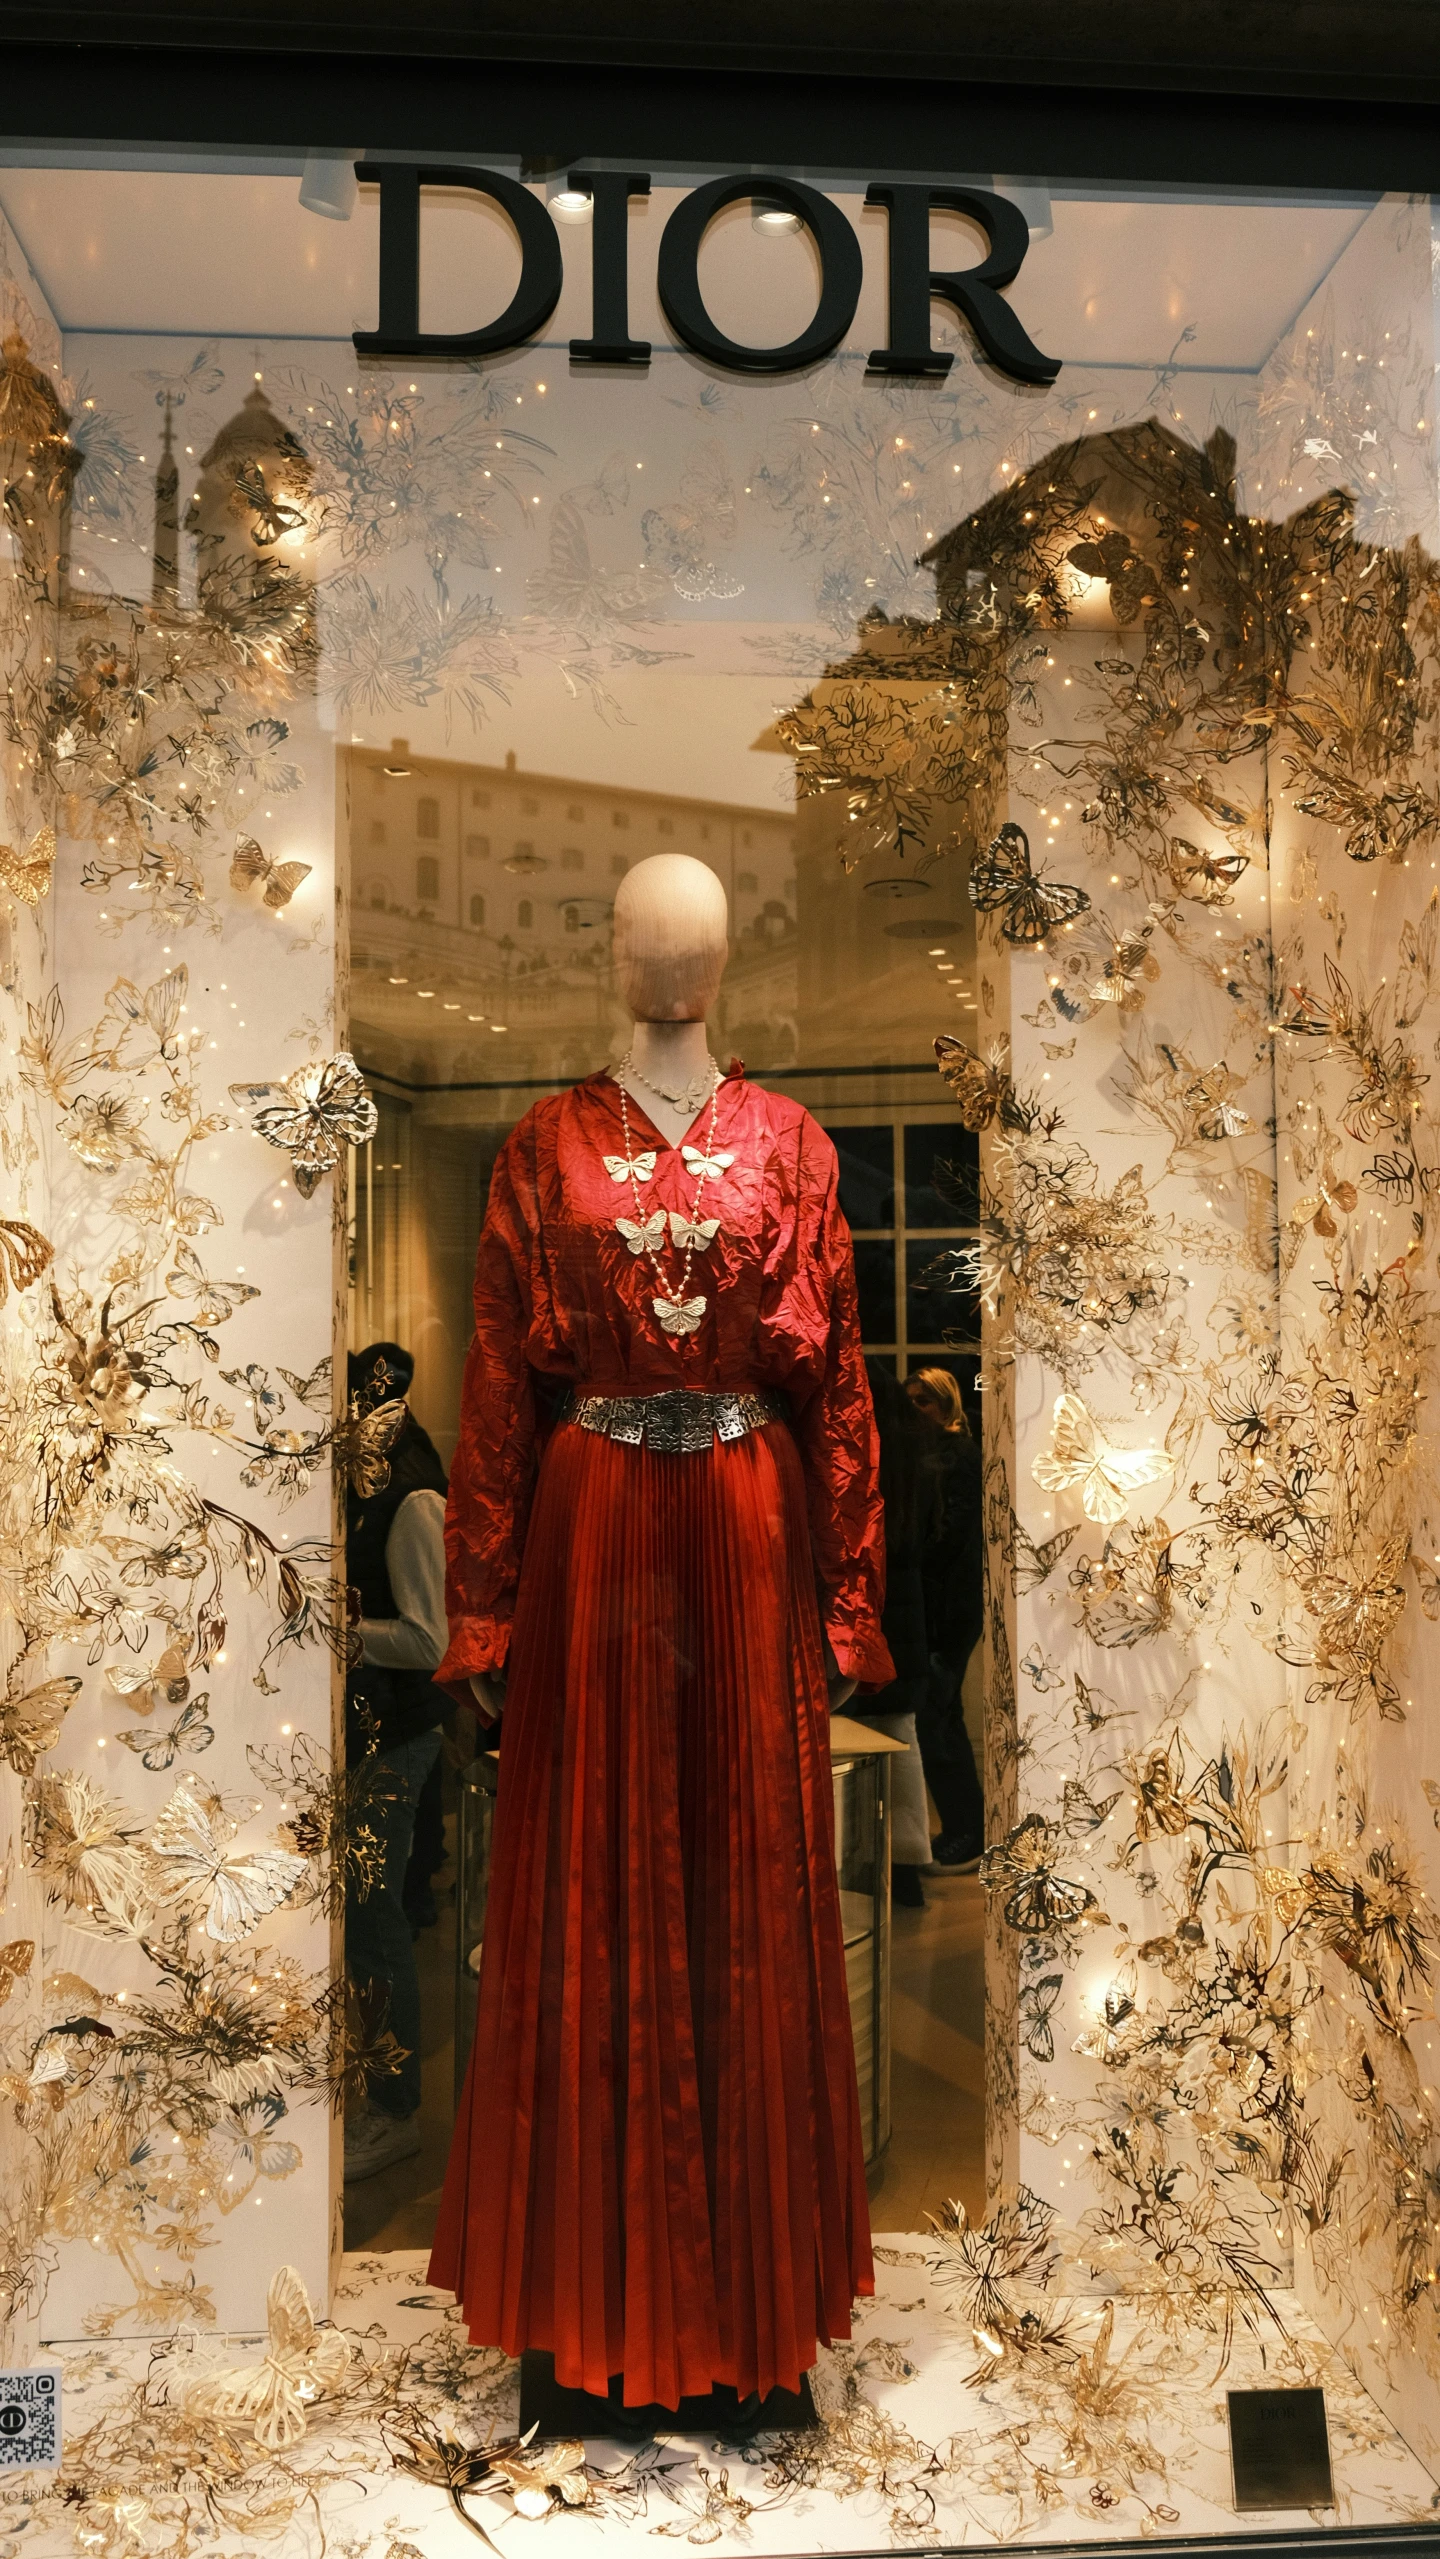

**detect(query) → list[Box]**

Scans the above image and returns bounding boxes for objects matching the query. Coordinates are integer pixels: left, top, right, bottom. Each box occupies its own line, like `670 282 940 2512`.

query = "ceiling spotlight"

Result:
752 194 801 236
299 151 361 222
547 176 594 225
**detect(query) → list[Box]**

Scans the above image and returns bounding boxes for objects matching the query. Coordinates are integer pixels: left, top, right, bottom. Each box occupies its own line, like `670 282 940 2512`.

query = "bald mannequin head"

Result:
612 853 729 1023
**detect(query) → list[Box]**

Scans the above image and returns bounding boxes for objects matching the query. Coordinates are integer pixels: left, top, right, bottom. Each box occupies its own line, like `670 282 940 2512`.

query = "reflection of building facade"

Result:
346 742 798 1086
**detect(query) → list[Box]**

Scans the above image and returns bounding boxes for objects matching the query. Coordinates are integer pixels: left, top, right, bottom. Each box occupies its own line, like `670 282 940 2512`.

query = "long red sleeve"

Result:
436 1126 539 1684
787 1120 893 1686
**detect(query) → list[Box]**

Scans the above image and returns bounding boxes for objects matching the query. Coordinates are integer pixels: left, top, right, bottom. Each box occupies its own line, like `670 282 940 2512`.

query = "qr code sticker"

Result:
0 2370 59 2468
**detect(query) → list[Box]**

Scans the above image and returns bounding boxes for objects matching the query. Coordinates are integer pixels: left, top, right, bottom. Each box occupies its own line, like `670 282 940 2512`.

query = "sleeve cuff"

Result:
435 1617 512 1686
825 1613 895 1688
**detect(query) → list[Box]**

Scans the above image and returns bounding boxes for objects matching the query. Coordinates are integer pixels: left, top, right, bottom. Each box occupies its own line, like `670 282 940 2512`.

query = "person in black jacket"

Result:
907 1367 985 1870
344 1341 449 2184
852 1360 947 1907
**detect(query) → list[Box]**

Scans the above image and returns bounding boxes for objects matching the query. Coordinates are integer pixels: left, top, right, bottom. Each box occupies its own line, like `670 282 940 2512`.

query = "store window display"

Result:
429 852 892 2415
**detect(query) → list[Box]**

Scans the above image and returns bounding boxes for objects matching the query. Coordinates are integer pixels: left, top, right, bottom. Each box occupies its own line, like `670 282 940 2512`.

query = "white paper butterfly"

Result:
192 2264 350 2448
653 1295 706 1335
681 1143 733 1178
148 1782 307 1942
615 1212 666 1255
208 2094 302 2215
602 1151 656 1183
669 1210 720 1250
1031 1393 1172 1526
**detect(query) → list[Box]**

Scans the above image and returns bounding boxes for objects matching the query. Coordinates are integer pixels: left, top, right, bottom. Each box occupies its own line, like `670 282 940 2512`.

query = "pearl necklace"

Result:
614 1073 731 1340
614 1047 720 1117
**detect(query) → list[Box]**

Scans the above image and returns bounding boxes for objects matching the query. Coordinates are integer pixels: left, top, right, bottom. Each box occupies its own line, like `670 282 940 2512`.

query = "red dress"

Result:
428 1067 891 2408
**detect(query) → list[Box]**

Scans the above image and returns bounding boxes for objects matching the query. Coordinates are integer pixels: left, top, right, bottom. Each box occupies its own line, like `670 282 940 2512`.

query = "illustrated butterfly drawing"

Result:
230 835 313 912
0 823 56 907
148 1782 306 1943
165 1238 260 1326
615 1211 665 1255
1010 1511 1080 1594
968 822 1091 947
208 2093 303 2215
117 1695 214 1772
0 1218 53 1308
0 1674 81 1776
1018 1971 1063 2062
1032 1393 1172 1525
602 1150 656 1184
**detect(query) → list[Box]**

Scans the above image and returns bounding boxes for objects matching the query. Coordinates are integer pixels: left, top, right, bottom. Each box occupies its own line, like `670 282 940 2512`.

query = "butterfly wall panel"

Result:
0 318 346 2342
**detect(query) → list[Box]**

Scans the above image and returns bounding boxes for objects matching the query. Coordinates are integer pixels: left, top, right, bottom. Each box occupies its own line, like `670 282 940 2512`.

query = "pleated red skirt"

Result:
428 1410 874 2407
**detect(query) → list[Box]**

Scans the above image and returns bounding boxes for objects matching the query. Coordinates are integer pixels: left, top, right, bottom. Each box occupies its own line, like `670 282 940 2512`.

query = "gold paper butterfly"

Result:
0 823 55 906
230 835 313 912
1032 1393 1172 1525
969 822 1090 947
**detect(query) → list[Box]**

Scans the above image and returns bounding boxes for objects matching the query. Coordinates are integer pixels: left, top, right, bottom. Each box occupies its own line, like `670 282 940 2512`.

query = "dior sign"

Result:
351 164 1060 386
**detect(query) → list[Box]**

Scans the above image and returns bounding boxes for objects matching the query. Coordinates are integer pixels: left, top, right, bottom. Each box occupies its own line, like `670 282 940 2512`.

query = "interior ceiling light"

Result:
382 762 410 778
752 194 802 235
547 176 594 224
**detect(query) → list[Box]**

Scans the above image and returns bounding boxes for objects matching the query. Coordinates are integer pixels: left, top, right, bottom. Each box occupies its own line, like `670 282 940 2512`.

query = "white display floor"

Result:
11 2243 1439 2555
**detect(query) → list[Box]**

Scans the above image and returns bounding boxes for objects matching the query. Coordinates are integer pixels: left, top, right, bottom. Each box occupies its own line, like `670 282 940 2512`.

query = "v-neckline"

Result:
603 1070 724 1156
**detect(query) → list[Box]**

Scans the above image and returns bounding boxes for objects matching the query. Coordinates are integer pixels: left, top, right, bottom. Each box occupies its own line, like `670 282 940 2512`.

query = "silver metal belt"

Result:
564 1387 787 1453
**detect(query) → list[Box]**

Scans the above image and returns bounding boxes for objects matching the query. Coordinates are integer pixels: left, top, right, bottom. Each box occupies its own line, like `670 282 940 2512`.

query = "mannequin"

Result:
472 856 855 1715
431 849 891 2418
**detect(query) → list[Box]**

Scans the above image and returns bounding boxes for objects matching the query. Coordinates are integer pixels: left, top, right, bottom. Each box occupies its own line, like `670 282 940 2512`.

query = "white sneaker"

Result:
344 2106 422 2183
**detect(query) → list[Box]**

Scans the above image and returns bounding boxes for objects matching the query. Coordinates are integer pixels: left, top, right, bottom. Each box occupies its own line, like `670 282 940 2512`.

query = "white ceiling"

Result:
0 167 1373 373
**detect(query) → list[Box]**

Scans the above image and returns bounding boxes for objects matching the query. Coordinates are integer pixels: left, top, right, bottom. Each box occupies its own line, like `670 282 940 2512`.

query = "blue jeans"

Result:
345 1728 443 2119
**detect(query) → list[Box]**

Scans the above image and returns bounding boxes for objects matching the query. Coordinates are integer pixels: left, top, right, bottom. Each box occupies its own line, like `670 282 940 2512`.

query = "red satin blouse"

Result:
437 1067 892 1689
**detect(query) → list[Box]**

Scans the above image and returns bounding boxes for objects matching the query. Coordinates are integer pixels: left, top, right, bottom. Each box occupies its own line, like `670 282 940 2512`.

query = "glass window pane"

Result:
822 1124 894 1229
904 1122 977 1230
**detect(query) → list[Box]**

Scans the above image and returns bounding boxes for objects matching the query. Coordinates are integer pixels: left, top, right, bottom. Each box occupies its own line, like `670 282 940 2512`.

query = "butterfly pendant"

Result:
616 1212 666 1255
968 822 1091 947
681 1143 733 1179
231 834 313 912
669 1210 720 1250
602 1151 656 1184
653 1295 706 1335
0 822 56 907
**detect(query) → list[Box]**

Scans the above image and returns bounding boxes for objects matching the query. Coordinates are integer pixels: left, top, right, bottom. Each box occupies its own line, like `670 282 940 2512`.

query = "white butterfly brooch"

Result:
615 1212 666 1255
602 1151 656 1184
1031 1392 1172 1526
653 1296 707 1336
669 1210 720 1250
681 1143 733 1179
